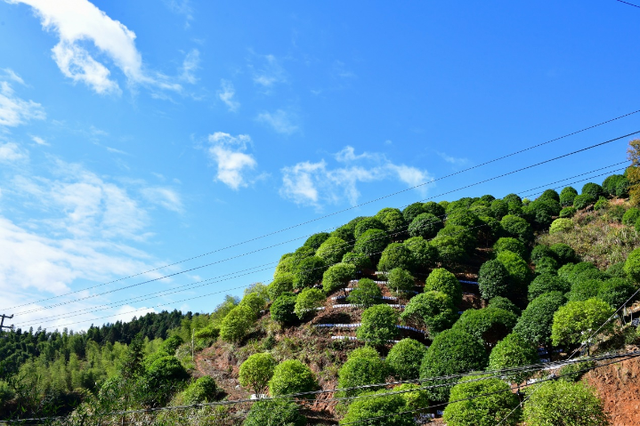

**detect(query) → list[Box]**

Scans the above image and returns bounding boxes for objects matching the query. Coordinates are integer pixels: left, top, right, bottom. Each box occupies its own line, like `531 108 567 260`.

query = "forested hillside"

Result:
3 161 640 425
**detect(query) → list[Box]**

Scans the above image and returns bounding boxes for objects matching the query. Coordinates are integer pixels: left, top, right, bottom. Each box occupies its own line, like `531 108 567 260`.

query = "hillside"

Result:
3 172 640 425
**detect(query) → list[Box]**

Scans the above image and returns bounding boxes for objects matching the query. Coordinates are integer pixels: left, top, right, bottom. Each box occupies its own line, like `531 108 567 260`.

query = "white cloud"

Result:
9 0 181 94
256 109 299 135
180 49 199 84
141 187 184 213
280 146 432 207
2 68 25 85
164 0 193 26
0 80 46 127
437 151 469 166
31 135 49 146
207 132 257 190
0 142 28 162
251 54 286 89
218 79 240 112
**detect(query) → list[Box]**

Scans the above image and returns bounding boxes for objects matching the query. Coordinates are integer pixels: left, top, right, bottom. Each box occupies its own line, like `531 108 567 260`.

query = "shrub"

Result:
493 237 528 259
558 262 597 284
337 356 387 397
513 291 565 347
478 215 504 246
387 268 415 294
551 298 615 346
606 261 627 278
424 201 446 217
294 288 326 320
500 215 533 242
437 224 477 251
488 296 521 316
357 304 399 345
375 207 406 236
347 346 380 360
431 235 468 266
452 307 518 347
559 186 578 207
0 381 14 406
243 398 306 426
408 212 443 239
347 278 382 308
353 228 390 257
268 274 295 301
420 329 488 401
522 380 608 426
594 197 608 211
447 209 482 228
567 279 602 302
624 247 640 282
239 353 276 395
270 292 298 325
268 360 317 397
597 277 638 308
219 305 256 343
558 360 596 382
274 253 295 279
182 376 218 404
478 259 510 300
549 218 574 234
303 232 330 250
387 339 428 380
581 182 604 199
625 207 640 226
425 268 463 306
141 355 190 406
293 256 326 290
530 245 553 264
550 243 577 265
315 237 349 265
528 274 570 301
490 199 509 219
497 250 531 285
503 193 522 205
354 217 386 239
602 174 629 197
240 292 267 316
393 383 430 411
322 263 356 293
403 202 427 223
534 256 559 275
524 199 560 228
341 251 372 270
559 206 577 218
443 375 520 426
540 189 560 202
488 333 539 384
401 290 457 337
403 236 438 271
331 224 354 242
340 390 414 426
573 193 596 210
377 243 414 272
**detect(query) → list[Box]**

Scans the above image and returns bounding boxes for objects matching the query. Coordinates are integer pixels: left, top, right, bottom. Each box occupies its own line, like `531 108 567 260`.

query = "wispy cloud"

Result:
31 135 49 146
180 49 200 84
218 79 240 112
207 132 257 190
256 109 299 135
164 0 193 27
437 151 469 166
280 146 432 207
0 79 46 127
140 186 184 213
0 142 28 162
9 0 182 95
251 53 286 91
2 68 25 85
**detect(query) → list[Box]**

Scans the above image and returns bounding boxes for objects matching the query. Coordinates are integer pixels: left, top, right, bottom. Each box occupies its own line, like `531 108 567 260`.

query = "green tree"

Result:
403 202 427 223
347 278 382 308
243 398 307 426
430 234 468 266
551 298 615 346
293 256 326 290
624 247 640 282
239 353 276 395
340 389 414 426
478 259 510 300
582 182 604 199
183 376 218 403
342 251 372 270
574 194 596 210
268 360 317 397
270 292 298 325
488 333 539 384
375 207 406 236
442 375 520 426
303 232 330 250
452 307 517 347
219 305 256 343
357 304 399 346
488 296 521 316
386 267 415 295
493 237 528 260
316 236 349 265
513 291 565 347
140 355 189 407
420 329 488 401
500 215 533 243
408 212 443 239
322 262 357 293
400 290 457 337
337 355 387 397
377 243 415 272
523 380 609 426
597 277 638 309
294 288 326 320
386 338 428 380
425 268 462 306
268 273 295 301
560 186 578 207
240 291 267 316
354 217 387 239
393 383 430 411
528 274 571 301
550 243 577 265
403 236 438 271
354 228 390 257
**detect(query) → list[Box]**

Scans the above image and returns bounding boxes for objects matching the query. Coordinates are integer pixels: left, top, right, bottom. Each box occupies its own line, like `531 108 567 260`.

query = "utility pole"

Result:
191 328 195 361
0 314 14 332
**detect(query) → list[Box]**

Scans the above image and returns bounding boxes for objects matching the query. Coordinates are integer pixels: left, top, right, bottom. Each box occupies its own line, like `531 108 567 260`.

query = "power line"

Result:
10 130 638 324
616 0 640 9
6 109 639 313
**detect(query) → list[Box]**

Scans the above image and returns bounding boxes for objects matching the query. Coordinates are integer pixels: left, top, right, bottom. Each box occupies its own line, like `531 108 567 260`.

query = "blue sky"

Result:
1 0 640 331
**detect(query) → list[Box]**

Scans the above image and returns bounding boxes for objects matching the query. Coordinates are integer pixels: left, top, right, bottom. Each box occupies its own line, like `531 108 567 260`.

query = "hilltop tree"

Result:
219 305 255 343
239 353 276 395
400 290 457 337
425 268 462 306
315 236 349 265
408 212 443 239
293 256 326 290
322 262 356 293
377 243 415 272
